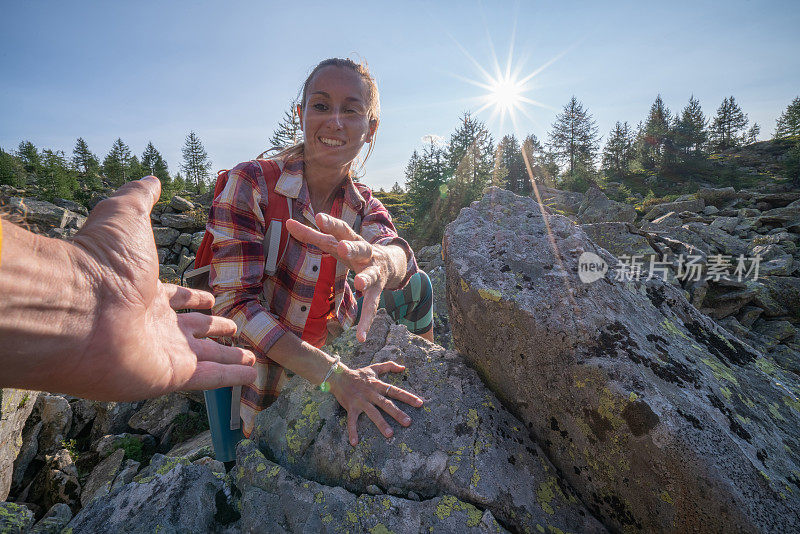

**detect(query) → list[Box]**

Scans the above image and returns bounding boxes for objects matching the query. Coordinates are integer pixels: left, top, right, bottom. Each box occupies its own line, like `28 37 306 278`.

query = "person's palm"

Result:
64 177 255 400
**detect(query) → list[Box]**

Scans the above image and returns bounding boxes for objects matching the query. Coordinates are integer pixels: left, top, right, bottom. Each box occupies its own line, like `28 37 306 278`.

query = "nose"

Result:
327 109 344 129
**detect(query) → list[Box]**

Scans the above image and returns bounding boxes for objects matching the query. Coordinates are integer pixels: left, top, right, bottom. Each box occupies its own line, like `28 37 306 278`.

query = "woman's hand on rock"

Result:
286 213 406 342
328 360 424 446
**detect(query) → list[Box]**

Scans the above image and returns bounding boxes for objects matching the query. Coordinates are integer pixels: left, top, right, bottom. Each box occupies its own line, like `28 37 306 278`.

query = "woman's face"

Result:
298 65 377 174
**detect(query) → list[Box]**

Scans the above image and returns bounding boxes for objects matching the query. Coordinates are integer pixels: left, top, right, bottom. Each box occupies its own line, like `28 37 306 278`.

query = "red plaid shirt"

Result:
207 155 417 435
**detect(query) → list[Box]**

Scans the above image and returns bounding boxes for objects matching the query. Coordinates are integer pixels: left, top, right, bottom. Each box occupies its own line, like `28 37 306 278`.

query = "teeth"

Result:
320 137 345 147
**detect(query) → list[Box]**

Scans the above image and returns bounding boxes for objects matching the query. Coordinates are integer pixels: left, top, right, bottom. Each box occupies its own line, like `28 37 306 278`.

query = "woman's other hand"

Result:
328 360 424 446
286 213 407 342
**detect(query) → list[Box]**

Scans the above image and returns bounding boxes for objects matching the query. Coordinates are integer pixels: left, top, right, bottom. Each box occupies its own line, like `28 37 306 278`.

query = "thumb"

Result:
111 176 162 215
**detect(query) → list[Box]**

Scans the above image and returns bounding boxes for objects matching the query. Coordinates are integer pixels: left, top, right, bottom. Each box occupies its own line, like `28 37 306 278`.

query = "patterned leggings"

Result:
355 271 433 334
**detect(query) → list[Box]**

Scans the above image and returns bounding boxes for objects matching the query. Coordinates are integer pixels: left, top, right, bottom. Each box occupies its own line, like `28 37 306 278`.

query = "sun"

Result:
445 27 558 133
487 74 526 114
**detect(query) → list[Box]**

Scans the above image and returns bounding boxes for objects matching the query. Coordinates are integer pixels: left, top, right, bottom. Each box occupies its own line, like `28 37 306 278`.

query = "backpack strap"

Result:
255 159 292 276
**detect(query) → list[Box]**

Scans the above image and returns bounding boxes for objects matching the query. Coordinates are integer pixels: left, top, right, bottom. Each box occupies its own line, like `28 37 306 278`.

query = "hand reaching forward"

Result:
286 213 407 342
0 176 256 401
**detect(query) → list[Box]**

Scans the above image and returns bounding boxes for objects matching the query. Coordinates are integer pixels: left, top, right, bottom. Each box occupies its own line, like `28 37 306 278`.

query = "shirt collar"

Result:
274 153 366 213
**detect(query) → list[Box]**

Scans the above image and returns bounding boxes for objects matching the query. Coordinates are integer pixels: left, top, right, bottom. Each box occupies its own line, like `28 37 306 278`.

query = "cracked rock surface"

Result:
249 311 604 534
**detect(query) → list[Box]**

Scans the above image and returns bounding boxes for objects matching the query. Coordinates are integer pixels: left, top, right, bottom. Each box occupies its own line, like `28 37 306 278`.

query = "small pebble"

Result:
366 485 382 495
407 491 421 501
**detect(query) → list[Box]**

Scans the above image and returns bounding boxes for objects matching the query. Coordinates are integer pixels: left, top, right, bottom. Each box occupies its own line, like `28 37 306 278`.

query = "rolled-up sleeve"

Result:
207 162 287 356
358 193 419 291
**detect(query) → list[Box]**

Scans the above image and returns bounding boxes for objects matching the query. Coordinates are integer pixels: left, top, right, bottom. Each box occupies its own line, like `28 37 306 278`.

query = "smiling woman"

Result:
204 58 434 455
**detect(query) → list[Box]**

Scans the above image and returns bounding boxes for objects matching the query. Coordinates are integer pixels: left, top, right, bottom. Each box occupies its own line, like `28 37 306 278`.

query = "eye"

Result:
313 103 328 111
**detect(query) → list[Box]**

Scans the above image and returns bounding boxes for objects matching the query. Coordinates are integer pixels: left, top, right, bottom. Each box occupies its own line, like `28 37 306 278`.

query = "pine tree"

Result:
103 138 132 186
496 135 526 194
390 182 404 194
709 96 749 151
17 141 41 174
521 134 553 190
181 131 212 188
602 121 634 179
745 123 760 145
547 96 600 178
446 112 494 203
71 138 99 176
142 141 170 181
269 101 303 148
0 148 26 187
674 95 707 156
127 155 145 181
640 95 674 170
774 97 800 139
39 149 78 201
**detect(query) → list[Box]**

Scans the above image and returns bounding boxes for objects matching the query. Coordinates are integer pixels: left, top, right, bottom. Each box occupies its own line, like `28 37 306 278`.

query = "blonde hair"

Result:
262 58 380 178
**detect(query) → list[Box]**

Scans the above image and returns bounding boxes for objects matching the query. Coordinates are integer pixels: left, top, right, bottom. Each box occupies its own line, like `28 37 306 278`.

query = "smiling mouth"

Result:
319 136 345 147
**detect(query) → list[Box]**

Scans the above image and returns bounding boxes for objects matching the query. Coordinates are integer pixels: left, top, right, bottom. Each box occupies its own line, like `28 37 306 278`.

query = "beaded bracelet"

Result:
319 354 343 392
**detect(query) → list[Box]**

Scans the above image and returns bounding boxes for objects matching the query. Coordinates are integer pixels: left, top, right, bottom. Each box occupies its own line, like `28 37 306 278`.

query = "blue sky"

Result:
1 0 799 191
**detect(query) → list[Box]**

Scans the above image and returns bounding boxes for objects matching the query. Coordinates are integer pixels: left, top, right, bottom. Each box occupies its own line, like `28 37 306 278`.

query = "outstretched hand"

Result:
329 360 424 446
286 213 406 342
61 177 256 400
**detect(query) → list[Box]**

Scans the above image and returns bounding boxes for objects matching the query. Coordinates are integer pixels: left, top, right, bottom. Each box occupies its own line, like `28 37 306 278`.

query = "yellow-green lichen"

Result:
256 463 266 473
369 523 394 534
755 357 778 376
478 288 502 302
382 498 392 510
471 466 481 487
737 394 756 409
286 398 322 460
460 279 469 292
314 491 324 504
398 442 413 454
267 465 281 478
536 476 564 515
433 495 482 527
720 386 732 399
767 403 785 421
662 318 689 340
660 490 674 505
467 409 479 428
701 356 740 385
321 513 333 524
628 392 639 402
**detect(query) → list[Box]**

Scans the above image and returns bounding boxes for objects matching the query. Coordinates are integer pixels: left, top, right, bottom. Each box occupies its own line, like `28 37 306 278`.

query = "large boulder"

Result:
444 187 800 533
67 462 225 533
0 502 35 533
80 448 125 507
644 198 705 221
1 389 39 500
249 312 604 534
577 187 636 224
35 394 73 455
235 439 508 533
127 393 190 439
580 222 657 262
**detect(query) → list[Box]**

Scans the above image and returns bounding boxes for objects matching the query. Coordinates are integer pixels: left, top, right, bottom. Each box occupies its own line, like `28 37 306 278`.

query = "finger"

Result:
192 337 256 366
347 411 360 447
369 361 406 375
316 213 359 241
110 176 161 215
182 361 257 390
364 404 393 439
356 287 381 342
354 265 382 292
179 313 238 338
285 219 341 255
374 392 412 427
338 240 372 264
164 283 214 310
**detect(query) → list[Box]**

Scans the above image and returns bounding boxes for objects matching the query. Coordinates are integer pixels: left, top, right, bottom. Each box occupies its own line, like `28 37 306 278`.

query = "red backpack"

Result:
183 159 293 292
